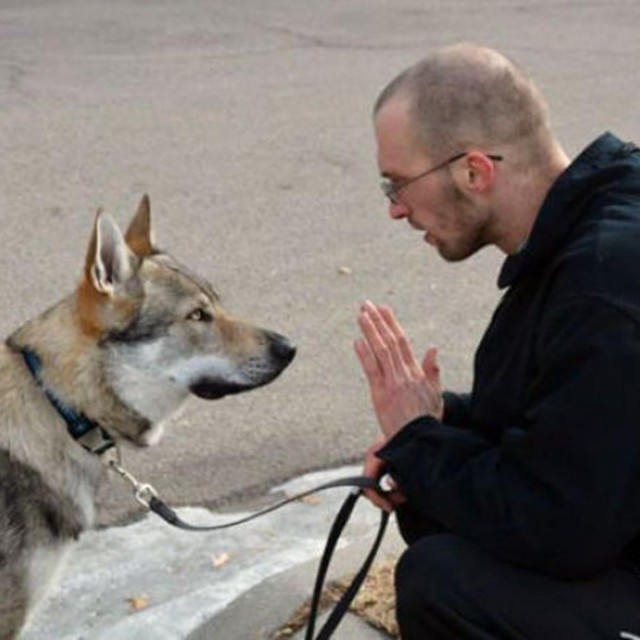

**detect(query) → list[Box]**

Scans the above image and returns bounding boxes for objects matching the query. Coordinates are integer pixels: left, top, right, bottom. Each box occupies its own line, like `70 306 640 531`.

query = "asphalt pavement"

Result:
2 0 640 638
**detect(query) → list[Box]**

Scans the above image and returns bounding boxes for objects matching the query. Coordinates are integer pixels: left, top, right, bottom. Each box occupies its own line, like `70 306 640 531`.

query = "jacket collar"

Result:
498 132 639 289
20 348 115 456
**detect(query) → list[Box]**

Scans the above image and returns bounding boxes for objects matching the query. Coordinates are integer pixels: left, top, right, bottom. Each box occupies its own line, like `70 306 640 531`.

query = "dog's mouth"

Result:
188 340 296 401
188 379 255 400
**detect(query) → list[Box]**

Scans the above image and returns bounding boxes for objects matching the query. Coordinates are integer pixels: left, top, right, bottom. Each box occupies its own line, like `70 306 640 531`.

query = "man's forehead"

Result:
375 97 412 134
375 98 429 176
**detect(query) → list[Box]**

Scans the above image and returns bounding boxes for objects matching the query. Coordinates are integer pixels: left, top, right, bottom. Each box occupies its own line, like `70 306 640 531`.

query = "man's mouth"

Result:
406 219 433 244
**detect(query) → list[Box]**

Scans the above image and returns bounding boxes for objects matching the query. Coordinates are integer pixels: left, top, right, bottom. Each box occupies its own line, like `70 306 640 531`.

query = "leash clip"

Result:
108 462 388 639
135 483 159 508
109 460 158 509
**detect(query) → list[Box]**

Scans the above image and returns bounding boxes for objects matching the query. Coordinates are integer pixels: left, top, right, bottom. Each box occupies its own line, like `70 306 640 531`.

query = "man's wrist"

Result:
381 414 440 450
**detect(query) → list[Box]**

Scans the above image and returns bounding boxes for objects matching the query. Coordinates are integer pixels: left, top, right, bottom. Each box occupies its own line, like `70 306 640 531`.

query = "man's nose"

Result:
389 201 410 219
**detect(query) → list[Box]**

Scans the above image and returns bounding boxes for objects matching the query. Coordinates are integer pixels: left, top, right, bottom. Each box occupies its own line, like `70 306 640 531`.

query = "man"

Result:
354 43 640 639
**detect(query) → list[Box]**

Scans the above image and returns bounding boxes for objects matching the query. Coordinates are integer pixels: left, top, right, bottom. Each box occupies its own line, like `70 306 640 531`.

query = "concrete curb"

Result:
22 467 404 640
189 524 404 640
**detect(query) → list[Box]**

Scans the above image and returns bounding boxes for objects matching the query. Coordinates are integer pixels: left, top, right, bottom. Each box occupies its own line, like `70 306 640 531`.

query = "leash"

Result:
110 460 390 639
15 345 390 637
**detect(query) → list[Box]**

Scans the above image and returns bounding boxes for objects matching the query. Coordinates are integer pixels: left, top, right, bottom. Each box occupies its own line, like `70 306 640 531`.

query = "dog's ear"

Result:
125 194 154 257
85 211 137 297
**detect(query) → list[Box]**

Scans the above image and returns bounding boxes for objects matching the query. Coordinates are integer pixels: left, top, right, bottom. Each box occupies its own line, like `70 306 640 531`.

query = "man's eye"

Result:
186 308 212 322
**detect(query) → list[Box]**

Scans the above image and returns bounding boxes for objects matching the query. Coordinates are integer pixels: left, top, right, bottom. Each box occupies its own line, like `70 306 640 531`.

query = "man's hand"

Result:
354 301 443 439
362 438 406 512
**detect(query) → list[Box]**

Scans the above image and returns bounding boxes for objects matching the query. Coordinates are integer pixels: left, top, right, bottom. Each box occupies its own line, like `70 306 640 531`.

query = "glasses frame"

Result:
381 152 503 204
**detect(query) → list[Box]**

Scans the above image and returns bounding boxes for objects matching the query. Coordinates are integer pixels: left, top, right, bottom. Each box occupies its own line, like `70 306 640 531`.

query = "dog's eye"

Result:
186 308 212 322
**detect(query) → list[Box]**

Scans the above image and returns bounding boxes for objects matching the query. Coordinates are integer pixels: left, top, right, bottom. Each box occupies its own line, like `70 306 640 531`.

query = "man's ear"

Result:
458 151 497 194
125 194 154 257
85 211 137 296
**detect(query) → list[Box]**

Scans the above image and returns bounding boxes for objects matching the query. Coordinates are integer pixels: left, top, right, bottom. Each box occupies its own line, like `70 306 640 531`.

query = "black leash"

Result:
304 485 390 640
110 462 390 639
18 345 390 636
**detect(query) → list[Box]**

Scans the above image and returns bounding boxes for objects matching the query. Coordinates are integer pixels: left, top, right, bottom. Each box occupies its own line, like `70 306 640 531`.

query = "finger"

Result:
422 346 441 386
354 326 387 384
381 475 406 504
363 441 386 476
378 305 422 375
385 475 399 491
363 487 395 512
380 475 407 507
362 475 395 512
387 488 407 508
354 338 382 383
362 441 395 512
363 481 396 510
360 302 406 377
364 481 403 511
422 346 444 420
358 305 398 379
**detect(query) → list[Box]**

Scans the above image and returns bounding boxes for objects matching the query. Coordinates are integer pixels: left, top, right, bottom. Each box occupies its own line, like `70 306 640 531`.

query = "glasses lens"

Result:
381 181 397 204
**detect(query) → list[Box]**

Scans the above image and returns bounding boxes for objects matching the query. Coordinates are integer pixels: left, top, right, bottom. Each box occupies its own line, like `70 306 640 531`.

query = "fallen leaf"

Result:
127 595 150 612
211 552 231 568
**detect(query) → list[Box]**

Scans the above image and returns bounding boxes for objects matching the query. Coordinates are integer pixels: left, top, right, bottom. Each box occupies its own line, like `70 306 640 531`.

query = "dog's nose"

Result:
267 332 296 365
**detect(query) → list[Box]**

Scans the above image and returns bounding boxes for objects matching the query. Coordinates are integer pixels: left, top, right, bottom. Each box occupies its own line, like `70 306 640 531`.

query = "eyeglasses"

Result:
380 152 503 205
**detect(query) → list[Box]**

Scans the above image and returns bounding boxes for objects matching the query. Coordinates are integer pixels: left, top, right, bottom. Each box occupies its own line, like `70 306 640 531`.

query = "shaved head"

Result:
375 44 553 164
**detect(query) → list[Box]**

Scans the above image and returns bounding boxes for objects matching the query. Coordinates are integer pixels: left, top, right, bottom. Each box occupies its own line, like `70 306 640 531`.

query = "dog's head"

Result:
76 196 295 443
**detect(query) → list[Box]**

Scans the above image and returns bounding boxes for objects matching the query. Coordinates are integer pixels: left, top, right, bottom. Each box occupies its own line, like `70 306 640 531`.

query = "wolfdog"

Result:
0 196 295 638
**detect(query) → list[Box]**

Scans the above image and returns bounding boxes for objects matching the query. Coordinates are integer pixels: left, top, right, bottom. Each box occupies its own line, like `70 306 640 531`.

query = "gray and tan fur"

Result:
0 196 295 639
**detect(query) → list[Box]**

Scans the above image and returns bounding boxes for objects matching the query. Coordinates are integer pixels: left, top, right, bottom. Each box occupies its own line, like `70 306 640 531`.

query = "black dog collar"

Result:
21 348 115 455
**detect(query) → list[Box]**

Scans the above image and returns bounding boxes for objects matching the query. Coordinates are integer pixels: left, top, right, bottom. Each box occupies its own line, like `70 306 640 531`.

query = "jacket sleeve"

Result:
378 297 640 579
442 391 473 428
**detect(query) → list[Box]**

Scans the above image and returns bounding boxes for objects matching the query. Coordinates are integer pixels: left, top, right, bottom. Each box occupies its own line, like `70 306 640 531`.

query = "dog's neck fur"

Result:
8 293 155 448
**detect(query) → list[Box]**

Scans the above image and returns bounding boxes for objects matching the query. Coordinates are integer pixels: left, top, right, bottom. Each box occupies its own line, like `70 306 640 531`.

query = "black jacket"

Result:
378 133 640 580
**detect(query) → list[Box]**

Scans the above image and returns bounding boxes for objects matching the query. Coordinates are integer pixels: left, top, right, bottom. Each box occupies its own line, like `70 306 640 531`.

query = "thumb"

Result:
423 346 444 421
422 346 440 385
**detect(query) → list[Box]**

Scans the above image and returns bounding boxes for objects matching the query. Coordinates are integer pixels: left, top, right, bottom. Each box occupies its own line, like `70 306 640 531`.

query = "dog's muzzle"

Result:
189 332 296 400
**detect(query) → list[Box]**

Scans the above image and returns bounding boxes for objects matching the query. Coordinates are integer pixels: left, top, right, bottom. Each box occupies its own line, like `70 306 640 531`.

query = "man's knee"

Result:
395 534 482 639
395 532 640 640
395 533 471 614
